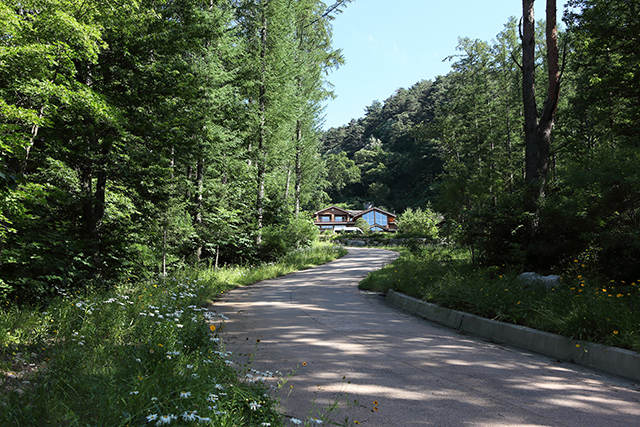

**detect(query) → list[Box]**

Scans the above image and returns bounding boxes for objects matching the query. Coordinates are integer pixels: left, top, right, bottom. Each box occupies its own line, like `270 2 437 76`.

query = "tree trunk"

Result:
162 228 167 277
255 1 268 245
195 156 204 262
294 120 302 217
522 0 560 193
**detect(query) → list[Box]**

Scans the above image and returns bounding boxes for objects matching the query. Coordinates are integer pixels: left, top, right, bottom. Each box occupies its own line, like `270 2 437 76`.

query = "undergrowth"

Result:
359 245 640 352
0 242 347 426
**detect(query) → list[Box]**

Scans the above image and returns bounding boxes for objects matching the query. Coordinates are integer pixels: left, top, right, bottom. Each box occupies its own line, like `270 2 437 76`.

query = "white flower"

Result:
261 423 272 427
147 414 159 421
198 417 211 423
249 401 261 411
155 414 176 425
129 391 139 395
310 418 323 424
180 391 191 399
206 394 219 402
290 419 302 425
181 411 197 421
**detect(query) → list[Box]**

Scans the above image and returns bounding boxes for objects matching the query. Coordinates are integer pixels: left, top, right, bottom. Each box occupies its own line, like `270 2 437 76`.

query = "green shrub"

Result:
260 217 319 260
396 206 441 239
354 218 370 234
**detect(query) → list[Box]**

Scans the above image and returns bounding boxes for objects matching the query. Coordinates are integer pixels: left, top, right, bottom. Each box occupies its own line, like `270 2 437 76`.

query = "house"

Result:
313 205 397 232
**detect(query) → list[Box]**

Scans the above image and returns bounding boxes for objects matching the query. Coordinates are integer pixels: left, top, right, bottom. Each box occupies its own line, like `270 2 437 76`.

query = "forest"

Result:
1 0 350 303
322 0 639 280
1 0 639 304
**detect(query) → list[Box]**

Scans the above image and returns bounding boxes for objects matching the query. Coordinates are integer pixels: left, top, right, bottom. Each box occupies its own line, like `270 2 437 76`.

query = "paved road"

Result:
212 247 640 426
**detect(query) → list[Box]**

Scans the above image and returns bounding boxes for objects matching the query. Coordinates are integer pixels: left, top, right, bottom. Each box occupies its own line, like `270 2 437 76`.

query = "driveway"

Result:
212 247 640 426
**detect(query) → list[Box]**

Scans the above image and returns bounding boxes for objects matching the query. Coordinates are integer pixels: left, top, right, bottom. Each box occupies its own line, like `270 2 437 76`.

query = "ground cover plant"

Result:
0 242 347 426
359 245 640 353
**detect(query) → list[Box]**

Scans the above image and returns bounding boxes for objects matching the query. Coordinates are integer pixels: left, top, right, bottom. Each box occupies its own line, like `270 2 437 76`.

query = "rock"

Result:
347 240 366 247
519 272 562 290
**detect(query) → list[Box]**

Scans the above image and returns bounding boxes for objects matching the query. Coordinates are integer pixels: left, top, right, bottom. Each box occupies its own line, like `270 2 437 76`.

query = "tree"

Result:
522 0 560 194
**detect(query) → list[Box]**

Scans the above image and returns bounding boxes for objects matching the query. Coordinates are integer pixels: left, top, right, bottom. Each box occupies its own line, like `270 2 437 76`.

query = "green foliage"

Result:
260 217 320 260
0 242 346 425
320 80 443 211
396 207 441 239
354 218 370 234
319 5 639 279
0 0 347 302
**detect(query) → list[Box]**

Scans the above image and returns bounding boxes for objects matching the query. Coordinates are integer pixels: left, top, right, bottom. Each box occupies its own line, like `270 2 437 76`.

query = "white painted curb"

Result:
386 290 640 382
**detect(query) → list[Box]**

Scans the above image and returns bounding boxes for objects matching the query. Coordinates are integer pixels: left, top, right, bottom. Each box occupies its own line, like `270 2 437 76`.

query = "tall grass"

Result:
359 245 640 352
0 242 347 426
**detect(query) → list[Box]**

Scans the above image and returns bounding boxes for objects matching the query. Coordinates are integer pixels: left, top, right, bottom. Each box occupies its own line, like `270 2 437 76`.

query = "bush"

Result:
354 218 370 234
397 206 441 239
260 217 319 260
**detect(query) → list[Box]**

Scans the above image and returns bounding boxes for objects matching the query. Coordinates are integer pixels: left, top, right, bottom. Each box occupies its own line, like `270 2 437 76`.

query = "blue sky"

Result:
321 0 570 129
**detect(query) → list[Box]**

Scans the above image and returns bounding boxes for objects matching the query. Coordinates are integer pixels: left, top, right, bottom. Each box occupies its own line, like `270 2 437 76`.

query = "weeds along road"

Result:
212 247 640 427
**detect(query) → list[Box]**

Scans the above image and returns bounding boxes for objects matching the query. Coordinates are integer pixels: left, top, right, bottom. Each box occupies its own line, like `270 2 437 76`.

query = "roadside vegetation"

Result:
0 242 346 427
360 245 640 353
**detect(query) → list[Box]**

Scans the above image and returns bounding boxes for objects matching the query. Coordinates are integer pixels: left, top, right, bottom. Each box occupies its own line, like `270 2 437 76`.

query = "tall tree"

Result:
522 0 560 193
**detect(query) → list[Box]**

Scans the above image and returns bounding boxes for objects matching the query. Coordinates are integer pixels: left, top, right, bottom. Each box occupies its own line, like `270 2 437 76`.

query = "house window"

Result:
320 215 331 222
376 211 388 226
335 215 346 222
363 212 375 225
371 226 384 232
320 225 333 229
362 211 388 226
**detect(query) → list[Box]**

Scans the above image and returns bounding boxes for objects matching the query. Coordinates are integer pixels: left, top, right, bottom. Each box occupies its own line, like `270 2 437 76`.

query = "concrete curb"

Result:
386 290 640 382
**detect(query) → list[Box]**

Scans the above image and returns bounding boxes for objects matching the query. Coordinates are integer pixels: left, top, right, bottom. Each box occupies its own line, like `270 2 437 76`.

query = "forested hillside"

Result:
321 0 640 279
1 0 638 303
0 0 350 302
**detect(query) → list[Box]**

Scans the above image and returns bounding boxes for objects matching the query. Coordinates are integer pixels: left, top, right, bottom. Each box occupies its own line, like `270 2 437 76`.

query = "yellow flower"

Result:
613 331 619 335
576 344 580 348
209 325 216 332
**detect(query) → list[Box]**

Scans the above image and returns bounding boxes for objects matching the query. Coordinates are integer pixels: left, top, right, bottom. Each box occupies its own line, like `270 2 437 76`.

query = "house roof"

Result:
352 206 397 219
313 205 351 216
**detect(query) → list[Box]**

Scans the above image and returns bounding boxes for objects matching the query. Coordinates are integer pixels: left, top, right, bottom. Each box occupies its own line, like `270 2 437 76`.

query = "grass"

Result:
0 242 347 427
359 245 640 353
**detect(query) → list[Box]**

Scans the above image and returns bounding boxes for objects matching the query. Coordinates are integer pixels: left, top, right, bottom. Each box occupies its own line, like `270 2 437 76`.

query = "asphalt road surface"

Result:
212 247 640 426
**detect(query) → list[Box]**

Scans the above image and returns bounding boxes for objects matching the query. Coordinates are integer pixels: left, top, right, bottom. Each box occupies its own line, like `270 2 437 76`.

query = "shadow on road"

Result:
213 248 640 426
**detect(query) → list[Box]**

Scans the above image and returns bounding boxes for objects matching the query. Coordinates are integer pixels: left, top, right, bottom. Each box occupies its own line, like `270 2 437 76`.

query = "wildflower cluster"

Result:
1 277 280 426
2 243 347 426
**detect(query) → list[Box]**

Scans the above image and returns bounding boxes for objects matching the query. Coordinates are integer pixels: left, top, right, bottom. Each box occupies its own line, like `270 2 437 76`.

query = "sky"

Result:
321 0 570 129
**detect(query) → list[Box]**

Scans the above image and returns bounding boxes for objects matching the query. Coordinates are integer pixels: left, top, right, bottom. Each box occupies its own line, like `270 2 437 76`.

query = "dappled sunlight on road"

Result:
213 247 640 426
